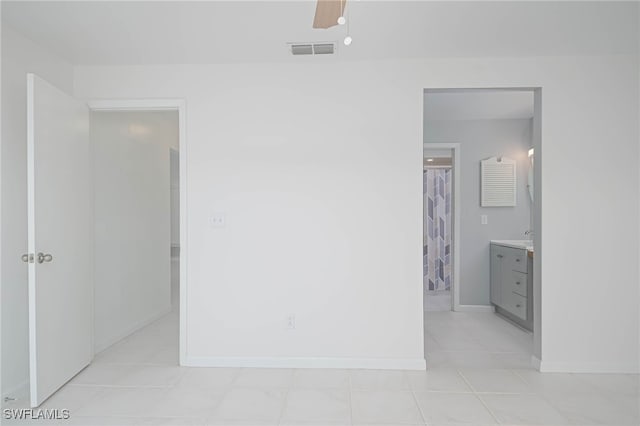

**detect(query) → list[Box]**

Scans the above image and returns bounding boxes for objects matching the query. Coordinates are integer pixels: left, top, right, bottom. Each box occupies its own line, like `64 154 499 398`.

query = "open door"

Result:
26 74 93 407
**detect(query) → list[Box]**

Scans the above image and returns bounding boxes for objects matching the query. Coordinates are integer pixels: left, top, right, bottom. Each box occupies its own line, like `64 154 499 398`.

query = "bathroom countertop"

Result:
490 239 534 252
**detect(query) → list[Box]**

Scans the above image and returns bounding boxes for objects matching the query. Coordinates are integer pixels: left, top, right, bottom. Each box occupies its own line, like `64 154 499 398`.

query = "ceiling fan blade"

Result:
313 0 346 29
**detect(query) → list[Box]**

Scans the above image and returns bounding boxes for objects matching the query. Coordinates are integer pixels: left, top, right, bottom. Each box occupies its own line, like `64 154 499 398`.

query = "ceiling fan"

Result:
312 0 347 29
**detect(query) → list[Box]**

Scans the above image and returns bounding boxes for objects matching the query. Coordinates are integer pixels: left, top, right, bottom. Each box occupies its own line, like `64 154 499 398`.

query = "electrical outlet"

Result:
481 214 488 225
209 213 225 228
286 314 296 330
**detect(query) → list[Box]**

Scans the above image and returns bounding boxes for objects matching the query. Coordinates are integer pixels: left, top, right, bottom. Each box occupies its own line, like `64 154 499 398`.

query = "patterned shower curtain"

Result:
424 169 452 292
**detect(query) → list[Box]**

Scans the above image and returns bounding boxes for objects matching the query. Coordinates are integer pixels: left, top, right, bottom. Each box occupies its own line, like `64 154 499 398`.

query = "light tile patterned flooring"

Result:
424 292 451 312
3 310 639 425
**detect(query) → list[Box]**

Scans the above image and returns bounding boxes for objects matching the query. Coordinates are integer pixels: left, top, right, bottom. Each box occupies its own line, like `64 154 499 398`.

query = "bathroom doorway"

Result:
422 88 541 370
423 147 458 312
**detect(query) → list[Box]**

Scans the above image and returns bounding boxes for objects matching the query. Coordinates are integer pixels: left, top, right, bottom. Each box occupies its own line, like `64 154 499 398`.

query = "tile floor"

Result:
424 310 534 370
423 292 451 312
3 310 638 425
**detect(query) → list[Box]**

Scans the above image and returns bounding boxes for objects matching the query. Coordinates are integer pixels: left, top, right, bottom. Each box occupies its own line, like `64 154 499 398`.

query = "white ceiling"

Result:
2 1 638 65
424 90 534 121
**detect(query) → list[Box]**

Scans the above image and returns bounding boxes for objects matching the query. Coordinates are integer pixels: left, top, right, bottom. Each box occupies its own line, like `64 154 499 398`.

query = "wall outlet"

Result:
286 314 296 330
481 214 488 225
209 213 225 228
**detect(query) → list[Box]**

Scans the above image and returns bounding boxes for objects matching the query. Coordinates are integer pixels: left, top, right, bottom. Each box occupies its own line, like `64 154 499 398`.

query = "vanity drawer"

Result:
503 291 527 321
508 271 527 297
509 251 528 273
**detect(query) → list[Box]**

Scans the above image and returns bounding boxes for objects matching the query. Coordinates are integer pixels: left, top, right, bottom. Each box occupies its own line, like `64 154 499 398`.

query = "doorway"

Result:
91 110 179 359
24 74 187 407
423 148 457 312
86 107 185 380
88 100 187 369
422 88 541 370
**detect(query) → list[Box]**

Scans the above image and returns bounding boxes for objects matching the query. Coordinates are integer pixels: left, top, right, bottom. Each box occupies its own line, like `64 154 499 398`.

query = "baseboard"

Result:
94 306 173 354
538 360 639 374
2 379 29 402
531 355 542 371
455 304 495 313
184 356 426 370
494 306 533 332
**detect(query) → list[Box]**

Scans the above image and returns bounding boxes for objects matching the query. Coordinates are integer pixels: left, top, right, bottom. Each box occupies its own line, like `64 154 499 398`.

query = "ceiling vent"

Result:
313 43 334 55
291 44 313 55
290 42 336 56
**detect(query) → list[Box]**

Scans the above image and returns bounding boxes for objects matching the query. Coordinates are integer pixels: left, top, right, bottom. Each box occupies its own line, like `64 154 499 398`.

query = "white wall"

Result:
424 119 533 306
74 54 639 373
77 64 426 369
1 26 75 399
91 111 177 352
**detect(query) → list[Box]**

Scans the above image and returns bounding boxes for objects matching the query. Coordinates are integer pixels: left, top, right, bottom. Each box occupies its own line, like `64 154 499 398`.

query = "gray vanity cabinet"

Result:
490 243 533 330
490 244 506 306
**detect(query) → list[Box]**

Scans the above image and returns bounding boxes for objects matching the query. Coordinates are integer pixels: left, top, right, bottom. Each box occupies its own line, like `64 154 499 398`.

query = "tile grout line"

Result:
511 369 527 381
458 371 510 424
67 384 175 389
473 393 502 426
348 371 354 426
456 370 477 393
206 366 242 422
457 370 502 425
275 369 294 426
406 372 429 425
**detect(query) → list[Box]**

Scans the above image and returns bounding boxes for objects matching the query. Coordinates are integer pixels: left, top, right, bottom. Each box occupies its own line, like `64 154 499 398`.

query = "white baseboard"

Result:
94 306 173 354
531 355 542 371
184 356 426 370
2 379 29 402
455 304 495 313
538 360 639 374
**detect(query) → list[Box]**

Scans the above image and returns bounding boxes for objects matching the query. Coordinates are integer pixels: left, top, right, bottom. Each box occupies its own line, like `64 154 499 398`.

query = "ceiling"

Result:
2 1 638 65
424 90 534 121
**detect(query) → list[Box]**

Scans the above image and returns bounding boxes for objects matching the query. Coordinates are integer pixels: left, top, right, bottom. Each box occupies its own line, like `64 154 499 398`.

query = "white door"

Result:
26 74 93 407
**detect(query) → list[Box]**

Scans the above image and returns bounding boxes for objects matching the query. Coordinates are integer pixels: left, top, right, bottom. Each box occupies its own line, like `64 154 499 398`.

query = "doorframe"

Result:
423 87 543 371
87 99 188 365
422 143 461 312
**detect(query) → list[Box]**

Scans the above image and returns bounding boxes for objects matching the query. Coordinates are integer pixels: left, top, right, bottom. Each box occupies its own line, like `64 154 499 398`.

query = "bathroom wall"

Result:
424 119 533 306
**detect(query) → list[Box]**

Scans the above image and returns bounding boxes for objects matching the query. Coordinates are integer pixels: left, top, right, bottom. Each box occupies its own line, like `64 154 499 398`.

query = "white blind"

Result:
481 157 516 207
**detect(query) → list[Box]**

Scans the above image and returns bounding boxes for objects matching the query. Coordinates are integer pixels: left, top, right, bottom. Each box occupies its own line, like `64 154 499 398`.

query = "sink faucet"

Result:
524 230 534 238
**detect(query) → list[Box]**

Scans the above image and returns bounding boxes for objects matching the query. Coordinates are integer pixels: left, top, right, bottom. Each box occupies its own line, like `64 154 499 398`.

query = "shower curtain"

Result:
424 169 452 292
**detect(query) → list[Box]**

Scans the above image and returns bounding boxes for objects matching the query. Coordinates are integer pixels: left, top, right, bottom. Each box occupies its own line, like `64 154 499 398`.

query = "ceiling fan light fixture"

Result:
343 36 352 46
